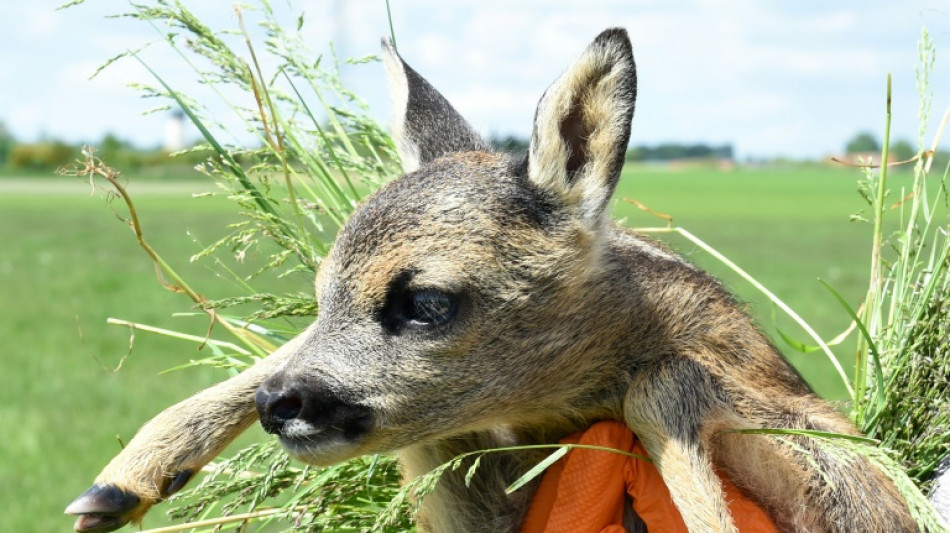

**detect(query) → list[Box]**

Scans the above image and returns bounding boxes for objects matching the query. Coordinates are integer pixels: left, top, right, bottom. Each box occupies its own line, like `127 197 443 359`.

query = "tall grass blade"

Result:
505 447 568 495
819 280 886 426
129 52 278 221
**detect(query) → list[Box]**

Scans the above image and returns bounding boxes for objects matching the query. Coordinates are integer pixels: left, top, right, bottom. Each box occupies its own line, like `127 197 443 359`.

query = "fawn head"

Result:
256 28 637 465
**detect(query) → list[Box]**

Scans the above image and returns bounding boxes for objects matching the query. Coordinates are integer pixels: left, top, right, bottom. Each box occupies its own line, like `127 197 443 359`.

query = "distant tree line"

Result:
0 122 17 167
1 124 943 176
493 131 947 168
0 120 80 171
0 117 388 177
0 120 210 176
491 135 530 153
625 143 733 162
844 131 947 170
846 131 915 162
491 135 734 162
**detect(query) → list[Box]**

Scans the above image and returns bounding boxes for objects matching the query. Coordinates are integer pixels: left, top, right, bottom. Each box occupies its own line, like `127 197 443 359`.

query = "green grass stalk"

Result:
855 75 893 425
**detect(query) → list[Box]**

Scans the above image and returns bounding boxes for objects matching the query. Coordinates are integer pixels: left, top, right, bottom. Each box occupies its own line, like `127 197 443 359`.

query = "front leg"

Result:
624 357 737 533
65 327 311 532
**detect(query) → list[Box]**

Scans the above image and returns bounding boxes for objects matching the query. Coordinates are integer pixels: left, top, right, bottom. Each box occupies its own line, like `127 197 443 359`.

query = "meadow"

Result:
2 163 888 532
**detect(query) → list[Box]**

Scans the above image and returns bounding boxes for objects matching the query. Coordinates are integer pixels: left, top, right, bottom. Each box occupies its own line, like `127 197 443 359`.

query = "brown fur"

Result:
68 29 918 533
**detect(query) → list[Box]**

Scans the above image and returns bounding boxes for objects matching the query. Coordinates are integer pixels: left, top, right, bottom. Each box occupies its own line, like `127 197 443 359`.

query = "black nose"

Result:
255 385 304 435
255 377 375 440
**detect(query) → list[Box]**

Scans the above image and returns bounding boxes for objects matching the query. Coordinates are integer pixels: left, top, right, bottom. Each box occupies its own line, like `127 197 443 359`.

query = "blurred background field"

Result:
0 162 888 531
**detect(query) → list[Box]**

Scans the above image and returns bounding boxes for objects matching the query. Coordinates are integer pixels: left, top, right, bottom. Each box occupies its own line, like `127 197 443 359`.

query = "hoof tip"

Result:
65 484 141 532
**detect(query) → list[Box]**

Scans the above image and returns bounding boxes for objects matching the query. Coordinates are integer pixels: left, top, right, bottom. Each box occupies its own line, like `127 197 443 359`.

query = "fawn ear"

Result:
382 37 490 173
528 28 636 227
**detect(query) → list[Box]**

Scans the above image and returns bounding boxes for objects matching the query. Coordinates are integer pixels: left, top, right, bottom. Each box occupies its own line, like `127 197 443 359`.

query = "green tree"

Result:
890 139 915 163
0 121 14 166
99 132 128 158
8 141 76 170
846 131 880 154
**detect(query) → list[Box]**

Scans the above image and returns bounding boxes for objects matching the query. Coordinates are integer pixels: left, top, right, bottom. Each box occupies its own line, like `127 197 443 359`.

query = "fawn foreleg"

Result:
65 328 310 532
623 357 738 533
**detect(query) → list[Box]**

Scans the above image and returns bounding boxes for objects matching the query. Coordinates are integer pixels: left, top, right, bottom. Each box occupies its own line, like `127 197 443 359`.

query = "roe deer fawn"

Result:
67 28 917 532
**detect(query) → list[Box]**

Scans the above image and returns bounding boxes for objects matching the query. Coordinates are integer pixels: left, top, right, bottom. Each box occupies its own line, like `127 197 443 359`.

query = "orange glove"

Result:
520 421 779 533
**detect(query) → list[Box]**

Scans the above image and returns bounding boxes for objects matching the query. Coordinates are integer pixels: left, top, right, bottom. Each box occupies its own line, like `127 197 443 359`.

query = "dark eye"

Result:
404 289 457 327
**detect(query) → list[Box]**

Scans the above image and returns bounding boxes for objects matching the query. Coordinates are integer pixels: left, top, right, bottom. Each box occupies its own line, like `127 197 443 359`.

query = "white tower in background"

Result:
163 109 185 151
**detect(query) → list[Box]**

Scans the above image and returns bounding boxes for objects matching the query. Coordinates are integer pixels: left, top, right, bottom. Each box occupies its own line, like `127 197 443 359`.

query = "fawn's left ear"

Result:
528 28 636 227
382 37 490 173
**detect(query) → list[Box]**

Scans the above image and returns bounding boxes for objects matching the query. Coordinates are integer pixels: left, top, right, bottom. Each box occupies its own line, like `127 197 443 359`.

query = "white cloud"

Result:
739 118 822 159
24 4 64 37
413 32 455 67
0 52 22 85
58 58 143 86
8 102 45 137
450 83 540 135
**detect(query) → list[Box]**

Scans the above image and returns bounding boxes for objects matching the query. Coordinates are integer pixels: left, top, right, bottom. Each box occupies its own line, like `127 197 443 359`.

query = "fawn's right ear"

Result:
382 37 489 173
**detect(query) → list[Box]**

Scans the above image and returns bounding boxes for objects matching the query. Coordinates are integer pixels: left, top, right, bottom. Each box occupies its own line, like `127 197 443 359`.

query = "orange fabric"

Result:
520 421 779 533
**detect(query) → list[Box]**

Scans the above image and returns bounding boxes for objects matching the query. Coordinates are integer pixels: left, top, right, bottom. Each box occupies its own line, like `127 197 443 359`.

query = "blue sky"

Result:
2 1 949 159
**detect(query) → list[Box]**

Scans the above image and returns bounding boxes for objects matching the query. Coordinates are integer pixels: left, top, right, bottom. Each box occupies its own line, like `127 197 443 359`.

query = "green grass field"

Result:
2 164 889 532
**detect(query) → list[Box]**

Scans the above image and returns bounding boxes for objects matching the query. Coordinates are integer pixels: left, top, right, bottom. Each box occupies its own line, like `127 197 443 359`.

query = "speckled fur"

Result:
71 29 917 533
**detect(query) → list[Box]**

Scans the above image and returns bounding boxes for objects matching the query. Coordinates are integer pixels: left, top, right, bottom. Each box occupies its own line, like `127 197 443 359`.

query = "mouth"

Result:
278 433 366 465
276 413 378 465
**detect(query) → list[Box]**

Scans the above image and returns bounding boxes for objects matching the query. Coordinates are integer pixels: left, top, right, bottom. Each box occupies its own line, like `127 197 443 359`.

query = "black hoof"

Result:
65 484 141 533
